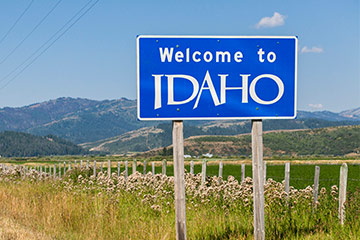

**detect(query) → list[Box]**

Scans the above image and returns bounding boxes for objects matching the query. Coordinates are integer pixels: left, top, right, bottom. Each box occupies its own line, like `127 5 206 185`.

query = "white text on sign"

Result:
159 48 276 63
152 71 284 109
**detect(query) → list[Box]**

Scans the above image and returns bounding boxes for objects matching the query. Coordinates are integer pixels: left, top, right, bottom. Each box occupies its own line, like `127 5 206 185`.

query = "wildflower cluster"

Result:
0 164 341 215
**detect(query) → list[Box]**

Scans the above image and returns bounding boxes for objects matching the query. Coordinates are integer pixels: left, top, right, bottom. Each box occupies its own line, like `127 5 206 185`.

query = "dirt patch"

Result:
0 216 52 240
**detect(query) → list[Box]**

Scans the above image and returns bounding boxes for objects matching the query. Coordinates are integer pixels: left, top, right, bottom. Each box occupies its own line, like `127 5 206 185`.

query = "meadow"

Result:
0 158 359 239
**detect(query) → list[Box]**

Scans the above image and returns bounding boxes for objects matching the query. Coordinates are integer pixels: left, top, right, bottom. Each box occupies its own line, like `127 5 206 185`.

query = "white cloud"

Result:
308 103 324 109
301 46 324 53
256 12 286 29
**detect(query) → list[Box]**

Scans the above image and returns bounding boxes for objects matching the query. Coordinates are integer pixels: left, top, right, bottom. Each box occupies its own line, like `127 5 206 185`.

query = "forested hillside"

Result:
0 131 88 157
82 120 360 155
145 125 360 157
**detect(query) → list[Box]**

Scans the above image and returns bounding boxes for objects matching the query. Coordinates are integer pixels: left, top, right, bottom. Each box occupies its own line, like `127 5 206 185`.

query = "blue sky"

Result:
0 0 358 112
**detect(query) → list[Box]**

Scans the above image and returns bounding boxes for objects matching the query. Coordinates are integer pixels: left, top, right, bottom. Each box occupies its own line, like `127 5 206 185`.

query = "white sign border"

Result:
136 35 298 121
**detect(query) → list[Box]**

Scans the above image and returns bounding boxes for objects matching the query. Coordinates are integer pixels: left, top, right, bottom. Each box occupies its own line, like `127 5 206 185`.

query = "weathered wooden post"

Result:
143 160 147 176
53 164 56 178
108 160 111 178
63 162 66 176
86 160 89 169
339 163 348 225
58 163 61 178
173 120 187 240
152 162 155 175
162 159 167 175
252 120 265 240
80 160 83 168
93 160 97 177
69 162 72 171
263 161 267 185
218 161 223 178
132 160 137 174
285 162 290 195
201 159 207 185
125 160 128 180
100 162 103 172
313 166 320 207
190 160 194 175
241 163 245 183
117 162 120 177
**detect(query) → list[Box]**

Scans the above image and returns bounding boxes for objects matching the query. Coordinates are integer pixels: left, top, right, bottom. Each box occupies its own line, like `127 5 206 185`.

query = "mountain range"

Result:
0 97 359 155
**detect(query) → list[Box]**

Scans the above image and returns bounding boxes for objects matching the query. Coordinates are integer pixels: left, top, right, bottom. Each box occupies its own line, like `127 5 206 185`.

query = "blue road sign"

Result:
137 35 298 120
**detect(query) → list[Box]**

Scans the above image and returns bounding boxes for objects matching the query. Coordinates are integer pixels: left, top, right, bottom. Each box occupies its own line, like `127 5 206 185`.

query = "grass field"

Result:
2 156 360 191
136 162 360 192
0 163 359 240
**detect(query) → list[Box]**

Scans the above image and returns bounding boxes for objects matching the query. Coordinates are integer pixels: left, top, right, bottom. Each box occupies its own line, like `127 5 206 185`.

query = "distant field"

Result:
1 154 359 192
3 156 358 192
145 163 360 192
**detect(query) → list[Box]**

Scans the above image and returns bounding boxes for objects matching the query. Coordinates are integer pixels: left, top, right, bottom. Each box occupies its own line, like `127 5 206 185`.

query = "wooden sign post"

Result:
251 120 265 240
172 120 187 240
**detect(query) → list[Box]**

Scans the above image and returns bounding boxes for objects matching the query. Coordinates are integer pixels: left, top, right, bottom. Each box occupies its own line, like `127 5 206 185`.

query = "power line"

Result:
0 0 100 90
0 0 35 46
0 0 63 65
0 0 95 85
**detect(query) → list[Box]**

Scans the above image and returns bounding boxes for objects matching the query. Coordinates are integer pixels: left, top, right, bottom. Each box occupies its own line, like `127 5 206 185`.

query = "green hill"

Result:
145 125 360 157
0 131 88 157
81 121 360 155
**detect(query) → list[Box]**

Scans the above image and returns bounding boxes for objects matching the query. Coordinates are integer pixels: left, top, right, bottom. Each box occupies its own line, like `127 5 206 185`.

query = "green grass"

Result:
23 160 360 192
0 168 359 239
142 163 360 192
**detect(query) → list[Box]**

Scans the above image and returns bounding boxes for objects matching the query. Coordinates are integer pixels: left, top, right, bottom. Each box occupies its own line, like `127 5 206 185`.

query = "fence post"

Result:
93 160 97 177
80 160 83 168
58 163 61 178
152 162 155 175
190 160 194 175
63 162 66 176
75 160 77 168
218 161 223 178
69 162 72 171
101 162 103 172
201 159 207 185
86 160 89 169
162 159 167 175
339 163 348 225
40 166 43 174
53 164 56 179
143 160 147 176
108 160 111 178
251 119 265 240
313 166 320 207
117 162 120 177
132 160 137 174
241 164 245 183
125 160 128 180
285 162 290 195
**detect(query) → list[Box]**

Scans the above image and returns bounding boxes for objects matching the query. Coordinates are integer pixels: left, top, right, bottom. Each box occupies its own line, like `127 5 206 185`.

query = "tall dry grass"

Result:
0 166 358 239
